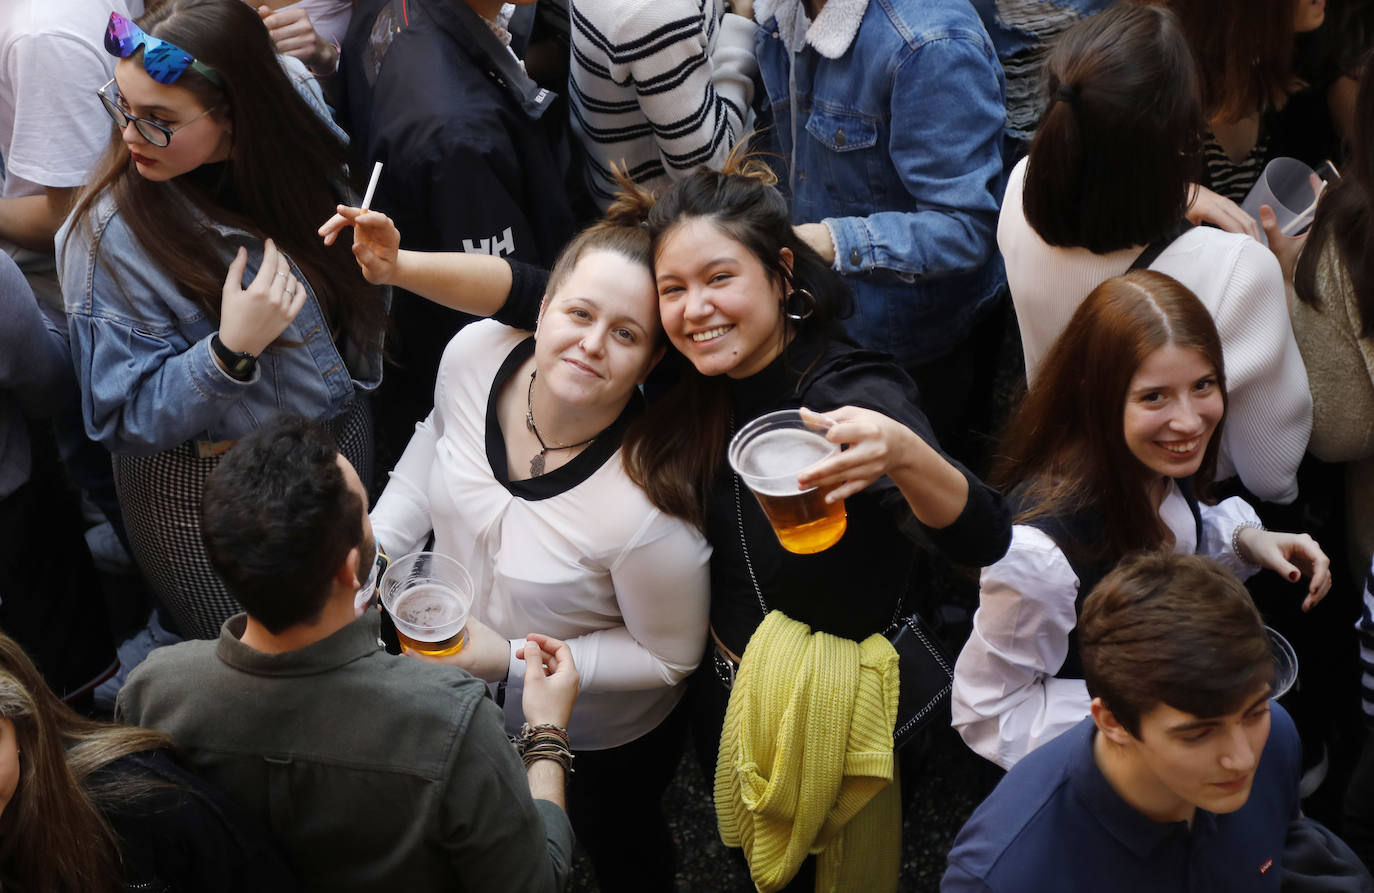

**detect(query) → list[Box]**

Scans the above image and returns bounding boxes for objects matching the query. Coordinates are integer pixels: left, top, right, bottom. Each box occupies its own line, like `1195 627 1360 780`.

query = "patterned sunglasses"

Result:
104 11 223 87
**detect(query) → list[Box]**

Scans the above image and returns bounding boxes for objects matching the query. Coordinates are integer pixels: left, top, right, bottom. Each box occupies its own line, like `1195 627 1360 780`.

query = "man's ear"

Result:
1091 697 1136 747
335 546 361 591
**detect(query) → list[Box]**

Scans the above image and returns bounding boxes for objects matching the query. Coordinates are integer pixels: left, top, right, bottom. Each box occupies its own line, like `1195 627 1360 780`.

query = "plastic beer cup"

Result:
728 409 847 554
380 551 473 657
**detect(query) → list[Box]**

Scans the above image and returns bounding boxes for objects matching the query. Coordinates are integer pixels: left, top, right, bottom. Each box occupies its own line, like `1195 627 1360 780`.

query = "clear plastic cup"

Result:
1241 157 1322 247
1266 625 1299 699
728 409 846 554
380 551 473 657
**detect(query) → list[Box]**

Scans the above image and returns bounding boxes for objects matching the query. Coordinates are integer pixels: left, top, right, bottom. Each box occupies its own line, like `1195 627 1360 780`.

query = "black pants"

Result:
568 697 689 893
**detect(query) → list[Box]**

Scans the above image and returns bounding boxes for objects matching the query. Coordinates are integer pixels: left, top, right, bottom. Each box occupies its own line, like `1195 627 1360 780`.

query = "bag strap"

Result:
1129 219 1193 272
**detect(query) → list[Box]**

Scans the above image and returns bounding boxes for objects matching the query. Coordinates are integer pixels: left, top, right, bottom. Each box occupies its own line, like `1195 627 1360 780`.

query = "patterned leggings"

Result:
113 401 373 640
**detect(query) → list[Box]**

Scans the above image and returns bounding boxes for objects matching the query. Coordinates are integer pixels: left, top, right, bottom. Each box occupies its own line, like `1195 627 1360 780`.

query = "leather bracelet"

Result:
1232 522 1264 564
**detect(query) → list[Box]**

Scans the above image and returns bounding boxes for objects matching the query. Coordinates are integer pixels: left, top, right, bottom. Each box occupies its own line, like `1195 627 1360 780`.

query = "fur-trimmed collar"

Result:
754 0 871 59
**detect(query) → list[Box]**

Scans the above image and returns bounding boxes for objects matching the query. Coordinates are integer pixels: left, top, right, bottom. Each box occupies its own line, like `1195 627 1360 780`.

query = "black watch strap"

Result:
211 333 257 381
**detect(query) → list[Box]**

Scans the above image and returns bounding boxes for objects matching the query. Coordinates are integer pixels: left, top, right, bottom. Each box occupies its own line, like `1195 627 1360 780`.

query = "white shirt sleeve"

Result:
504 509 711 692
4 30 118 192
1198 494 1264 580
370 410 441 559
951 525 1091 769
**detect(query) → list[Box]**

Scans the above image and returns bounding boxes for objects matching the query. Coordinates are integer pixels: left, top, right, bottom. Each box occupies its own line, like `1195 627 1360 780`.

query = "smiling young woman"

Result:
951 270 1331 771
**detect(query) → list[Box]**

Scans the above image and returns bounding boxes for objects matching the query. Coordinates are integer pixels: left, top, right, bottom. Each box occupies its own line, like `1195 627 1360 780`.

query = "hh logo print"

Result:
462 227 516 258
1259 857 1274 875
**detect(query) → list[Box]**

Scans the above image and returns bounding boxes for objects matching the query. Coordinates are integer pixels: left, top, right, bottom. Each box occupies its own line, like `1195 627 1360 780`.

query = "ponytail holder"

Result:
1056 83 1080 106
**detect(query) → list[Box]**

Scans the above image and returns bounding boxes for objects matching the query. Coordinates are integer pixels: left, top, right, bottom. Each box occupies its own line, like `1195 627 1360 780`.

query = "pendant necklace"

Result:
525 370 603 476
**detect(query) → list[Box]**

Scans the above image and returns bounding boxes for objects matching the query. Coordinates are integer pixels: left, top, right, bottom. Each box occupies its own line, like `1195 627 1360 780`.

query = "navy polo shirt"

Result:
943 704 1301 892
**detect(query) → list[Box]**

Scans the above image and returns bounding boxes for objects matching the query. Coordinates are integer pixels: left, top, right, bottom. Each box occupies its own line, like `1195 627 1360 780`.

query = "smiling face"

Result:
113 56 231 181
1124 688 1273 820
654 217 791 379
534 250 662 412
1122 343 1224 481
1293 0 1326 33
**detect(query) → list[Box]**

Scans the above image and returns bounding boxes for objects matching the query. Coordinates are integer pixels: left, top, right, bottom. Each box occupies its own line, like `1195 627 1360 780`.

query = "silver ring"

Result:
274 271 287 279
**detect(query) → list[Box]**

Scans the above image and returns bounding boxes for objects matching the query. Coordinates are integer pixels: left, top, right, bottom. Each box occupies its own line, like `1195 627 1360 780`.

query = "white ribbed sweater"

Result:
568 0 757 207
999 158 1313 504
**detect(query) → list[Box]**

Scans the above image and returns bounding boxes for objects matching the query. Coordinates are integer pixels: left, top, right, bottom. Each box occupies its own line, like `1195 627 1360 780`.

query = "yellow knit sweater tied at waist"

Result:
715 609 901 893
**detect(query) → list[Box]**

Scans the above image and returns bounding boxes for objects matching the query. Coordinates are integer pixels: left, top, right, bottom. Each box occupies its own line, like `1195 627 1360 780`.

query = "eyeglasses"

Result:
97 78 217 148
104 11 223 87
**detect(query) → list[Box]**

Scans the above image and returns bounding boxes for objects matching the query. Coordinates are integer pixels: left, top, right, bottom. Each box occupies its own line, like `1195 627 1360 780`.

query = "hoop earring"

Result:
784 287 816 322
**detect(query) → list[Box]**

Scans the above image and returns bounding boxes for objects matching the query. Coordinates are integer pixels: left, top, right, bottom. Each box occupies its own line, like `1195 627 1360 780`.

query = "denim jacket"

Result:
754 0 1007 367
56 192 384 456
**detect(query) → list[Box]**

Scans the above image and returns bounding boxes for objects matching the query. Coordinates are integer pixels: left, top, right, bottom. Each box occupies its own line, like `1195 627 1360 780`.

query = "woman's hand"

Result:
218 239 307 356
318 205 400 285
257 5 336 74
1186 184 1262 241
517 634 579 730
1259 205 1309 284
794 405 929 503
1235 527 1332 611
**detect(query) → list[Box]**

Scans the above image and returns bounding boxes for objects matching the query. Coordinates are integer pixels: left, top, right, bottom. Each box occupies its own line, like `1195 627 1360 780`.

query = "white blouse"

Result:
951 484 1262 769
371 321 712 750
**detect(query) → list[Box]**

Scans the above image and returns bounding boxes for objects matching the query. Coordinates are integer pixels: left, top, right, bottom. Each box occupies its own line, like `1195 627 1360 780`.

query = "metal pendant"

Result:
530 450 545 477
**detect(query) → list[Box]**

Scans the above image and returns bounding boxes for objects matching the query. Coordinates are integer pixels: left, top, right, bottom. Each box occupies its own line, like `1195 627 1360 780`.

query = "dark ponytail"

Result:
1022 3 1203 253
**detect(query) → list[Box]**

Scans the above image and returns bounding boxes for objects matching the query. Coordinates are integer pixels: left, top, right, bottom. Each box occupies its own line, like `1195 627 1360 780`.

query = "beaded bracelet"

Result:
513 723 574 773
1232 522 1265 564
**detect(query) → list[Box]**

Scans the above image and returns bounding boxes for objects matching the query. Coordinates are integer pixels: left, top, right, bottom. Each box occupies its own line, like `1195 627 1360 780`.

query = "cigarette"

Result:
360 161 383 211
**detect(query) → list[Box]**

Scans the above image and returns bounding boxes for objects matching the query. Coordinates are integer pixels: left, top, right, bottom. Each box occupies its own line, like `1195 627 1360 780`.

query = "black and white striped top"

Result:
1202 127 1270 204
568 0 758 208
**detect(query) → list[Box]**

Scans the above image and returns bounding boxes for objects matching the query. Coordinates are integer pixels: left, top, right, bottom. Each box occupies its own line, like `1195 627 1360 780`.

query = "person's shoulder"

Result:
119 640 220 713
947 722 1091 885
879 0 993 47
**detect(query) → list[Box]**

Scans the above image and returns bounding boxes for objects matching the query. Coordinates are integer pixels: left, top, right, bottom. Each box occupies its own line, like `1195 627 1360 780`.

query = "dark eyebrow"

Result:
655 256 736 284
1165 690 1273 735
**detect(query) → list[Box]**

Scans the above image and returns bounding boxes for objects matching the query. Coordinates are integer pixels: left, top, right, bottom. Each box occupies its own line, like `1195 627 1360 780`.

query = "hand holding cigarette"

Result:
318 162 400 285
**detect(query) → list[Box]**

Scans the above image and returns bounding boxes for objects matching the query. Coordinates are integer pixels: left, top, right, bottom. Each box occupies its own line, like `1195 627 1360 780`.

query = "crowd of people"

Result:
1 0 1373 889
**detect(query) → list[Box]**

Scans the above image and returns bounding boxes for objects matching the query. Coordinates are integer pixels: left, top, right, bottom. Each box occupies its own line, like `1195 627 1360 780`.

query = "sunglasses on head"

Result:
104 11 223 87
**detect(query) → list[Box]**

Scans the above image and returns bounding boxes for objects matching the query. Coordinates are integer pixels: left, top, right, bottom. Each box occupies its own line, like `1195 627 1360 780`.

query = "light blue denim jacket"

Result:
56 193 384 456
755 0 1007 367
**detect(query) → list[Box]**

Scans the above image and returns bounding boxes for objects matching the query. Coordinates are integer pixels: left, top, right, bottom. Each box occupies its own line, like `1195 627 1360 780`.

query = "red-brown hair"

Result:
990 270 1227 561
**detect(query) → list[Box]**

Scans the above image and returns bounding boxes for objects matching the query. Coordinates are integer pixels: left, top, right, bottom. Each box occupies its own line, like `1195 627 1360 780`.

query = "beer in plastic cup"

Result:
728 409 847 554
380 551 473 657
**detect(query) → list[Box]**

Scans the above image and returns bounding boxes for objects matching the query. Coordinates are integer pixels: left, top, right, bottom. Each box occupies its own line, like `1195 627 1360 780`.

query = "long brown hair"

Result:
1157 0 1301 122
616 150 854 528
989 270 1227 560
1295 64 1374 331
0 634 172 893
64 0 384 354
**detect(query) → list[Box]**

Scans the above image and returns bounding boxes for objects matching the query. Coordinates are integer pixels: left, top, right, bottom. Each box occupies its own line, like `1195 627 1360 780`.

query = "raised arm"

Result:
950 527 1091 769
319 206 549 328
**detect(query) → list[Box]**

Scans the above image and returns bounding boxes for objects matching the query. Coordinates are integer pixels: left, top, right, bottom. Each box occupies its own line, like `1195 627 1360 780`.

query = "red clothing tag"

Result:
1259 857 1274 875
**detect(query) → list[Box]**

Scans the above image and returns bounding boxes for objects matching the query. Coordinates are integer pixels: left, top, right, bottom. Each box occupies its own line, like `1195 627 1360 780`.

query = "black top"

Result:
708 329 1010 655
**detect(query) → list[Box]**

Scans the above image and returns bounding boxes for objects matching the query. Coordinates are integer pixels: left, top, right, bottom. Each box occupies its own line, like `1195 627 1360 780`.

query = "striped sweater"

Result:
568 0 758 207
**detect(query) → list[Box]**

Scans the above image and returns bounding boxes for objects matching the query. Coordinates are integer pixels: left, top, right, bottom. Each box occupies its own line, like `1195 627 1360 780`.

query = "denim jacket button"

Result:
849 247 861 267
834 128 846 147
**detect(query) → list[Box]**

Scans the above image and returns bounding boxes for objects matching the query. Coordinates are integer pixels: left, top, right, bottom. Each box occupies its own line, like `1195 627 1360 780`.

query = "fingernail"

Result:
1289 571 1299 581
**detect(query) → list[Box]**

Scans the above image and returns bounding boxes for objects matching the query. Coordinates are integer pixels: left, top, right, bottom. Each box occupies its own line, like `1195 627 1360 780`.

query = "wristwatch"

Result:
211 333 257 381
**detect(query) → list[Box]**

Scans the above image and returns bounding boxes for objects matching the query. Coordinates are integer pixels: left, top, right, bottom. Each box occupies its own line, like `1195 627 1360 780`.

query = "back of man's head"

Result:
1080 552 1271 738
202 416 362 634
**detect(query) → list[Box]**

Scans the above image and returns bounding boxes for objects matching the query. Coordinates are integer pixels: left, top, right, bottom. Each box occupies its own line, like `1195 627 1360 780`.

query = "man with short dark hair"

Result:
943 552 1301 892
118 416 578 892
